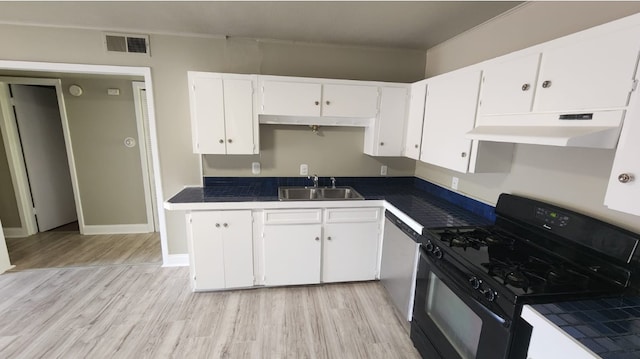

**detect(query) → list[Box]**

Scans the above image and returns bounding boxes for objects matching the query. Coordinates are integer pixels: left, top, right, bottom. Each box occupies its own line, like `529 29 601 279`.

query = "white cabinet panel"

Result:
404 80 427 160
478 53 540 115
260 81 322 117
263 224 322 286
363 86 409 157
420 69 482 173
322 221 380 283
188 72 257 154
322 84 379 118
534 29 639 112
188 210 254 291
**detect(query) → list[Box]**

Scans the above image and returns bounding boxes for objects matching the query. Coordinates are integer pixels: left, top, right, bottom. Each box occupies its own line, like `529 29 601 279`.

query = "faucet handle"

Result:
330 177 336 188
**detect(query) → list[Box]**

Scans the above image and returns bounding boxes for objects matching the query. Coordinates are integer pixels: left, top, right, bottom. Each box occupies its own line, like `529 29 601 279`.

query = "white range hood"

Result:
466 110 625 149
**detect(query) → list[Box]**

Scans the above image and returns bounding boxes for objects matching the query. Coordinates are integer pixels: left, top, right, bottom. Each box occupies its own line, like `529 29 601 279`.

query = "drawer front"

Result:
263 209 322 225
324 208 380 223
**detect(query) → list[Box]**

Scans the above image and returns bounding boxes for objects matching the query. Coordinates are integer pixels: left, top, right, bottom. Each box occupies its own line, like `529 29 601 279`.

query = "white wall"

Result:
418 2 640 233
0 24 426 254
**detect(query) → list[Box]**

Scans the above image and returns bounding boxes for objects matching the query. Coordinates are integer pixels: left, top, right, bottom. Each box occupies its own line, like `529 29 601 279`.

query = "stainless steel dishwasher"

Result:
380 211 422 323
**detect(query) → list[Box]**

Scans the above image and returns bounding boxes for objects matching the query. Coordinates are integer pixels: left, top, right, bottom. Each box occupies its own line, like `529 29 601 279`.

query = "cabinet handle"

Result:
521 83 530 91
315 237 320 241
223 223 228 228
215 223 220 228
414 144 419 149
380 142 385 146
227 139 233 143
219 139 224 144
542 80 552 88
327 236 332 241
326 100 331 105
461 152 467 158
618 173 634 183
314 101 320 106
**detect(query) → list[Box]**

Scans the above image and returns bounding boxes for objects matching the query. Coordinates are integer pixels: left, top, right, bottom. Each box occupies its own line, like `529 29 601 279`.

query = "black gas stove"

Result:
411 194 640 359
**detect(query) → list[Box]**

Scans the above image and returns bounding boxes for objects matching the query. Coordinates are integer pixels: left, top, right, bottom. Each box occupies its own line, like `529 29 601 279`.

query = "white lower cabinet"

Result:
187 210 254 291
262 207 382 286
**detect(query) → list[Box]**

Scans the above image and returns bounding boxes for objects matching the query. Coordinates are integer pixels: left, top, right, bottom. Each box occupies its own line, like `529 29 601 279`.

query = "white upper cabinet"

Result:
260 80 322 117
533 28 639 112
322 84 379 118
404 80 427 160
420 69 482 173
260 79 379 119
364 85 409 157
478 53 541 115
188 72 258 154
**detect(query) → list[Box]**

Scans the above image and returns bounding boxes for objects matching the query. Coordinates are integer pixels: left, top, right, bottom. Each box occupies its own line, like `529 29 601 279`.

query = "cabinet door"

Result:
260 81 322 116
404 80 427 160
375 86 408 156
189 74 226 154
478 53 540 115
534 29 640 112
188 211 226 290
220 210 254 288
321 84 379 118
223 78 256 154
420 69 482 173
323 222 379 282
263 224 322 286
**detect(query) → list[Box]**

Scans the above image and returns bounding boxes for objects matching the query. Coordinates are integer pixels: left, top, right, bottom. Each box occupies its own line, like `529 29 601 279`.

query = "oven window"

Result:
426 272 483 359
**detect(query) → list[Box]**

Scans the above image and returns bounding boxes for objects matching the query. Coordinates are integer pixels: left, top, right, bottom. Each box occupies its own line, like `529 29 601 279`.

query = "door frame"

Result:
132 81 157 232
0 77 83 236
0 60 169 265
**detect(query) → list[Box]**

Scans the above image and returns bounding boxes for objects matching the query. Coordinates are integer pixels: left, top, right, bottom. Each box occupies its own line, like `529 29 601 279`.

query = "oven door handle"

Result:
420 248 511 328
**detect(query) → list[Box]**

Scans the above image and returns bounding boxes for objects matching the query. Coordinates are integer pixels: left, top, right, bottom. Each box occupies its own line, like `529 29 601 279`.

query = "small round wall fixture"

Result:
68 84 83 97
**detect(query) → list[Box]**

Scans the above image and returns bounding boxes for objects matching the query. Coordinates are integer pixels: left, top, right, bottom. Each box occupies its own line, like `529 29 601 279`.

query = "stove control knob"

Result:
433 247 443 259
425 241 434 252
481 288 496 302
469 277 481 289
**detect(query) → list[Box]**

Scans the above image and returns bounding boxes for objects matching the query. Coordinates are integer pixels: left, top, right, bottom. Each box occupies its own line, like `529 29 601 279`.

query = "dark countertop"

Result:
532 297 640 358
167 176 495 231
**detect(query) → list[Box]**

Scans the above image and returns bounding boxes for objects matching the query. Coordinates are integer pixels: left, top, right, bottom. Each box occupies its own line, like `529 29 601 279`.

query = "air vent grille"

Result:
104 33 150 55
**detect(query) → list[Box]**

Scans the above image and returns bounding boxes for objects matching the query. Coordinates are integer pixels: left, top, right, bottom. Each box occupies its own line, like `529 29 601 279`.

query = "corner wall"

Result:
419 2 640 233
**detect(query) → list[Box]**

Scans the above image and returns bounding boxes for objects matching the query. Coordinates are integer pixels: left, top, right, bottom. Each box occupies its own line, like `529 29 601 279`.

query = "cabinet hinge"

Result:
482 76 485 83
192 84 196 92
32 207 37 215
632 79 638 92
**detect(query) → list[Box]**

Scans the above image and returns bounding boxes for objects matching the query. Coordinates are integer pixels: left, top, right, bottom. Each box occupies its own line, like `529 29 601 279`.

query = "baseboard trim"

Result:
3 227 28 238
163 254 189 267
82 224 153 235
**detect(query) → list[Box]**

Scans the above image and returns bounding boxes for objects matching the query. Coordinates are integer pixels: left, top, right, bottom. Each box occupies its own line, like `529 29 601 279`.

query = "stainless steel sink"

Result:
278 186 364 201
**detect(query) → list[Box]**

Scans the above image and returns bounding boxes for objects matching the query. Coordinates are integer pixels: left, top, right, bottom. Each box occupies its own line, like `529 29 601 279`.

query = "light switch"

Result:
300 164 309 176
451 177 459 190
252 162 261 174
380 165 388 176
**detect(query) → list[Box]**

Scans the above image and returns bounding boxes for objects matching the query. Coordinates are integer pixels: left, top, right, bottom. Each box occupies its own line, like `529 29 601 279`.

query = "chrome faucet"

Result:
308 174 319 188
330 177 336 188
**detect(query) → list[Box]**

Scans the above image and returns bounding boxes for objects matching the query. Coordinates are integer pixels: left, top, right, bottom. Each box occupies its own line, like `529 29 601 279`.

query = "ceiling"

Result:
0 1 523 50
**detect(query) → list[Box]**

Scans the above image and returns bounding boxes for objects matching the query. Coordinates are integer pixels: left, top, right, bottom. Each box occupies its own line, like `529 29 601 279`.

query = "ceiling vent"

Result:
104 33 150 56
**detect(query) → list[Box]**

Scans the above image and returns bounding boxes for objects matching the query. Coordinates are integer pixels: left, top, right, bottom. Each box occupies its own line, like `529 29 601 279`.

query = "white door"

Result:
404 80 427 160
260 81 322 117
478 53 541 115
12 84 77 232
263 224 322 286
534 28 640 112
321 84 379 118
420 69 482 173
220 210 254 288
322 221 379 283
189 74 226 154
222 78 255 154
376 86 408 156
189 211 226 290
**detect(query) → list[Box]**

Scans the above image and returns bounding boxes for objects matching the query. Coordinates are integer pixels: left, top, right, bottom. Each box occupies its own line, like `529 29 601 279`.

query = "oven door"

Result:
411 247 515 359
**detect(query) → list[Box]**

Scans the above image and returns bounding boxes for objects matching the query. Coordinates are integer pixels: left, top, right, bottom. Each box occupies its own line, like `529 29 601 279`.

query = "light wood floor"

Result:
5 230 162 270
0 264 421 358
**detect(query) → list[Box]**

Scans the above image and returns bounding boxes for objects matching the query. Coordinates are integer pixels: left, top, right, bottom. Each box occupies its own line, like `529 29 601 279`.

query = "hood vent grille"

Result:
105 33 150 56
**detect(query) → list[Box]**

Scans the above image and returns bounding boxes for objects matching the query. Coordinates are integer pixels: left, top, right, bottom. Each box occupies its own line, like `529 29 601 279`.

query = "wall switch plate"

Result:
451 176 459 190
300 164 308 176
252 162 261 174
380 165 388 176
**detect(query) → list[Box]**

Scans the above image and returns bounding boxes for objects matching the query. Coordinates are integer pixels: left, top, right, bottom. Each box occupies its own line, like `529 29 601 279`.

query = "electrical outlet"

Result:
451 176 459 190
380 165 388 176
251 162 261 175
300 164 309 176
